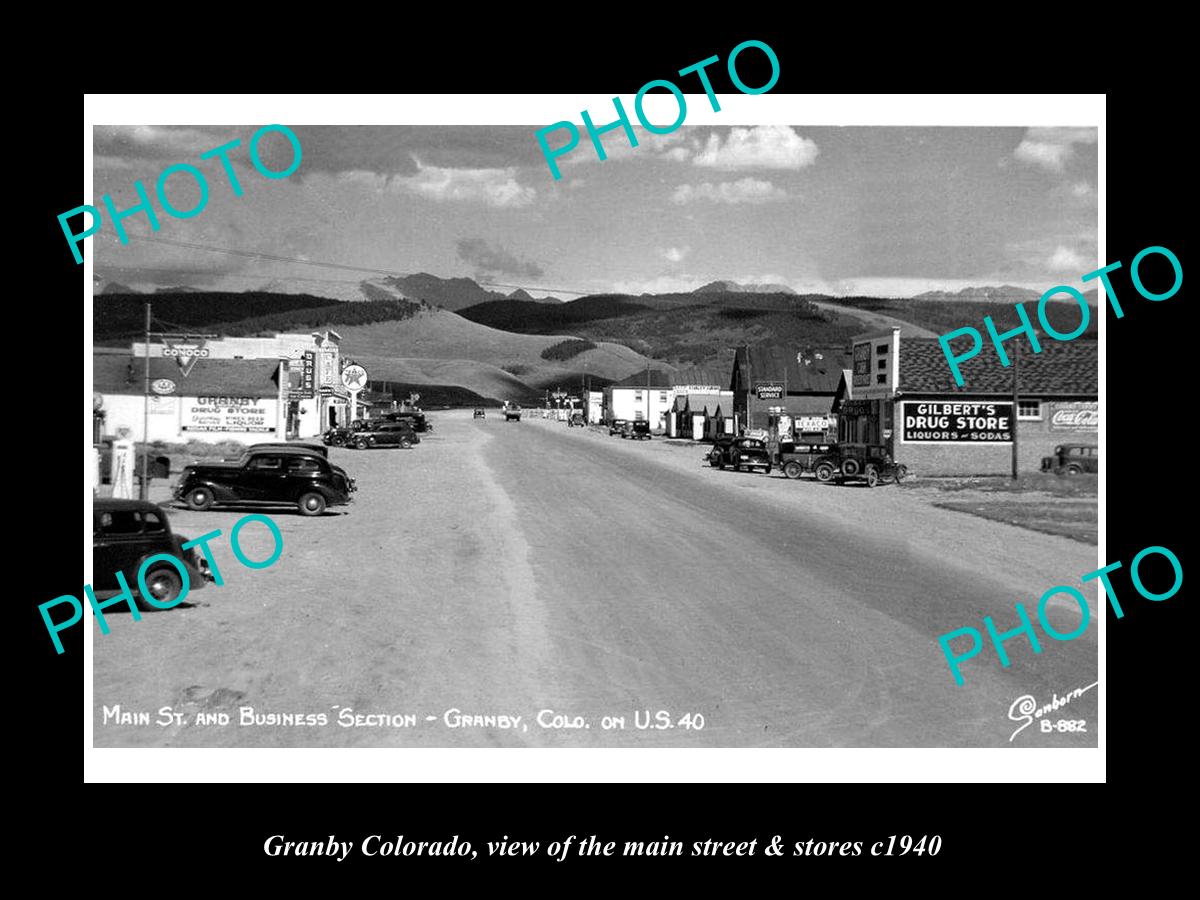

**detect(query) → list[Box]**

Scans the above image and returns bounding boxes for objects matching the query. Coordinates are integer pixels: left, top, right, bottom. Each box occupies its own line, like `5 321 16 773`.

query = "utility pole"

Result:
744 344 752 434
1011 343 1020 481
646 362 651 425
141 302 151 499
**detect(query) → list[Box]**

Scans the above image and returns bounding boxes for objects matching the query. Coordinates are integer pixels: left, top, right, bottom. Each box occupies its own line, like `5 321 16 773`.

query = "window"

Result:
97 510 143 535
247 456 283 470
877 359 887 370
876 374 886 384
634 391 643 402
142 510 165 533
1018 400 1042 420
876 344 888 354
286 457 322 475
659 392 668 403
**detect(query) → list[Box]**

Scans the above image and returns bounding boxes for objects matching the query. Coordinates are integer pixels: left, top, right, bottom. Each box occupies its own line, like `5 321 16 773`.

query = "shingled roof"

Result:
735 345 851 393
94 355 283 397
898 339 1097 396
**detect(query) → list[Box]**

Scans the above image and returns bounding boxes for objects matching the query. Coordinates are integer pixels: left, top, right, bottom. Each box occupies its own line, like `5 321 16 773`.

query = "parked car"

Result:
630 421 651 440
93 498 213 609
504 406 522 422
708 436 772 473
95 438 170 485
1041 443 1098 475
174 447 356 516
473 408 486 419
350 420 419 450
775 441 836 480
813 443 907 487
609 419 628 436
323 421 371 446
236 441 329 459
568 413 586 427
384 411 432 433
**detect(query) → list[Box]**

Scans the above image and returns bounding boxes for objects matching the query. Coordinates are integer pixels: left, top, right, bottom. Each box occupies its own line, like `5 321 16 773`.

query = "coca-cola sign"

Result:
1050 401 1098 432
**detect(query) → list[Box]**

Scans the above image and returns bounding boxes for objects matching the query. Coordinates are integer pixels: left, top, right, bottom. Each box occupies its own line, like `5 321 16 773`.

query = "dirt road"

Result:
93 411 1098 747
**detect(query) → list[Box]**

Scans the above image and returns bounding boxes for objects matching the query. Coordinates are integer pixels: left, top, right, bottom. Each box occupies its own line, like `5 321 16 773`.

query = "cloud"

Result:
1048 245 1089 272
691 126 818 170
398 160 535 207
671 178 787 205
341 159 536 208
456 238 544 279
94 125 240 160
659 246 690 263
1013 127 1097 172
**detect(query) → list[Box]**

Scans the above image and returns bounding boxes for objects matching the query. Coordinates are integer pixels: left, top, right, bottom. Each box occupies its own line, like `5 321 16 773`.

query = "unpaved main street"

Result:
93 411 1099 747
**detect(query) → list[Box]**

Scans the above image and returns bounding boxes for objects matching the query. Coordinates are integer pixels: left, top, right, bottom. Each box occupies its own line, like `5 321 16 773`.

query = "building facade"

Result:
729 345 850 435
130 330 350 438
94 353 286 444
603 369 674 426
837 328 1098 476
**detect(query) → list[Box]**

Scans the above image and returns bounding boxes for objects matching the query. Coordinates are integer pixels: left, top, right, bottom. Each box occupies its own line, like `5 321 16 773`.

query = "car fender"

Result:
181 478 240 502
133 548 208 591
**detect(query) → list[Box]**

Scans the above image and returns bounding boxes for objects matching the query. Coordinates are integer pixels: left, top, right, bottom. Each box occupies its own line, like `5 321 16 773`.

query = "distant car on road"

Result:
504 406 521 422
473 408 486 419
708 436 771 473
93 498 213 609
608 419 628 436
1041 443 1097 476
629 421 651 440
350 420 419 450
174 447 355 516
568 413 586 427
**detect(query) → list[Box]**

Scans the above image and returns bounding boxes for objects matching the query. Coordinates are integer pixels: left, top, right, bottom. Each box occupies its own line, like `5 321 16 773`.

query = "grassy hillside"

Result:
826 296 1099 340
353 355 544 404
96 292 342 340
461 291 865 368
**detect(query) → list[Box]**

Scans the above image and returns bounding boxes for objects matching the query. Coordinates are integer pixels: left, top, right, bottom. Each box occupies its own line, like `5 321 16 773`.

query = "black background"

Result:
22 21 1186 882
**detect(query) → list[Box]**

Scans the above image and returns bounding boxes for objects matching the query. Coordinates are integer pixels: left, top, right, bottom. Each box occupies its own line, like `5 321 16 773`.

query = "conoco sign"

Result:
1050 401 1098 432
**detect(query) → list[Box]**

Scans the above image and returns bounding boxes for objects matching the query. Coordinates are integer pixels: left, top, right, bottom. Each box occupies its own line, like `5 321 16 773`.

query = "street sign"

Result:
341 363 368 392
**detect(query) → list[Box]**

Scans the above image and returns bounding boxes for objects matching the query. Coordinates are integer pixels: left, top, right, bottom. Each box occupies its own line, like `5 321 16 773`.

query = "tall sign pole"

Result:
1011 344 1020 481
645 363 651 424
341 363 368 423
744 345 752 434
141 302 151 499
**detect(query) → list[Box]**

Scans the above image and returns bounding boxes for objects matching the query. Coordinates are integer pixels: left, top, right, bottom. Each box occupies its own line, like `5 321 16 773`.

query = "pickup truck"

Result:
174 447 356 516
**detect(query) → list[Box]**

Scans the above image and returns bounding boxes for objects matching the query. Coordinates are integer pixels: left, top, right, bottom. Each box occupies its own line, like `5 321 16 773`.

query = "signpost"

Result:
341 363 368 421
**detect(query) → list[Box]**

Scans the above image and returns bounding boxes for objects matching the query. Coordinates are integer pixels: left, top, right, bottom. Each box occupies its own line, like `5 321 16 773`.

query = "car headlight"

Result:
740 455 750 460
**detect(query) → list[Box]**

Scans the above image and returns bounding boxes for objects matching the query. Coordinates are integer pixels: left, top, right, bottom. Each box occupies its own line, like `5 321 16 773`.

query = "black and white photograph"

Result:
80 95 1104 777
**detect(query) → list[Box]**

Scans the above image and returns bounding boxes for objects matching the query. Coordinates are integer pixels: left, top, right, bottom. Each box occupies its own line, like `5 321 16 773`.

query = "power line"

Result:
122 234 593 296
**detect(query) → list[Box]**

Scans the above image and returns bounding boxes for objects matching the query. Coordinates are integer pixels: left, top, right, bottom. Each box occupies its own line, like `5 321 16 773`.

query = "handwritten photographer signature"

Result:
1008 681 1098 742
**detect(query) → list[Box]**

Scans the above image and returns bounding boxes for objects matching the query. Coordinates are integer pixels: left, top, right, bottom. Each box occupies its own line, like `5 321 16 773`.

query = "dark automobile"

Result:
708 436 772 473
473 408 486 419
504 405 521 422
174 447 355 516
93 498 213 610
350 420 420 450
568 413 586 427
95 438 170 485
384 411 432 433
776 441 836 479
813 443 907 487
323 421 371 446
608 419 628 436
1041 443 1098 475
235 441 330 459
630 421 651 440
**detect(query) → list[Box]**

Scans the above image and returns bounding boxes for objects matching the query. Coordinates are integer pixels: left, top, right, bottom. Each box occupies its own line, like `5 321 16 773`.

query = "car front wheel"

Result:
186 487 214 511
865 464 880 488
784 461 802 479
136 565 184 611
814 462 835 483
1064 464 1081 475
399 438 412 449
355 438 370 450
298 492 327 516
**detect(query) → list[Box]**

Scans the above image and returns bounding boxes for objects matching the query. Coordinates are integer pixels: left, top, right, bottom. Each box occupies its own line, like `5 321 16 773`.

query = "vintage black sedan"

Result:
708 436 772 473
175 447 355 516
93 499 213 610
349 420 419 450
608 419 628 436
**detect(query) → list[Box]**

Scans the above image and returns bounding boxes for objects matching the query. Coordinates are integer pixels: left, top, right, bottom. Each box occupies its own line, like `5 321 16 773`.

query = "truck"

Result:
502 401 522 422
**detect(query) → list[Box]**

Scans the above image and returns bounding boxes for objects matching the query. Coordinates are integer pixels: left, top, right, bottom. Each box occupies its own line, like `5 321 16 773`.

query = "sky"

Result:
90 124 1098 299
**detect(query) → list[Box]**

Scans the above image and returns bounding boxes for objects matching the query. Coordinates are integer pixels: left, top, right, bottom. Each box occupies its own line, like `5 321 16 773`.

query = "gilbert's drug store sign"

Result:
184 397 274 433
